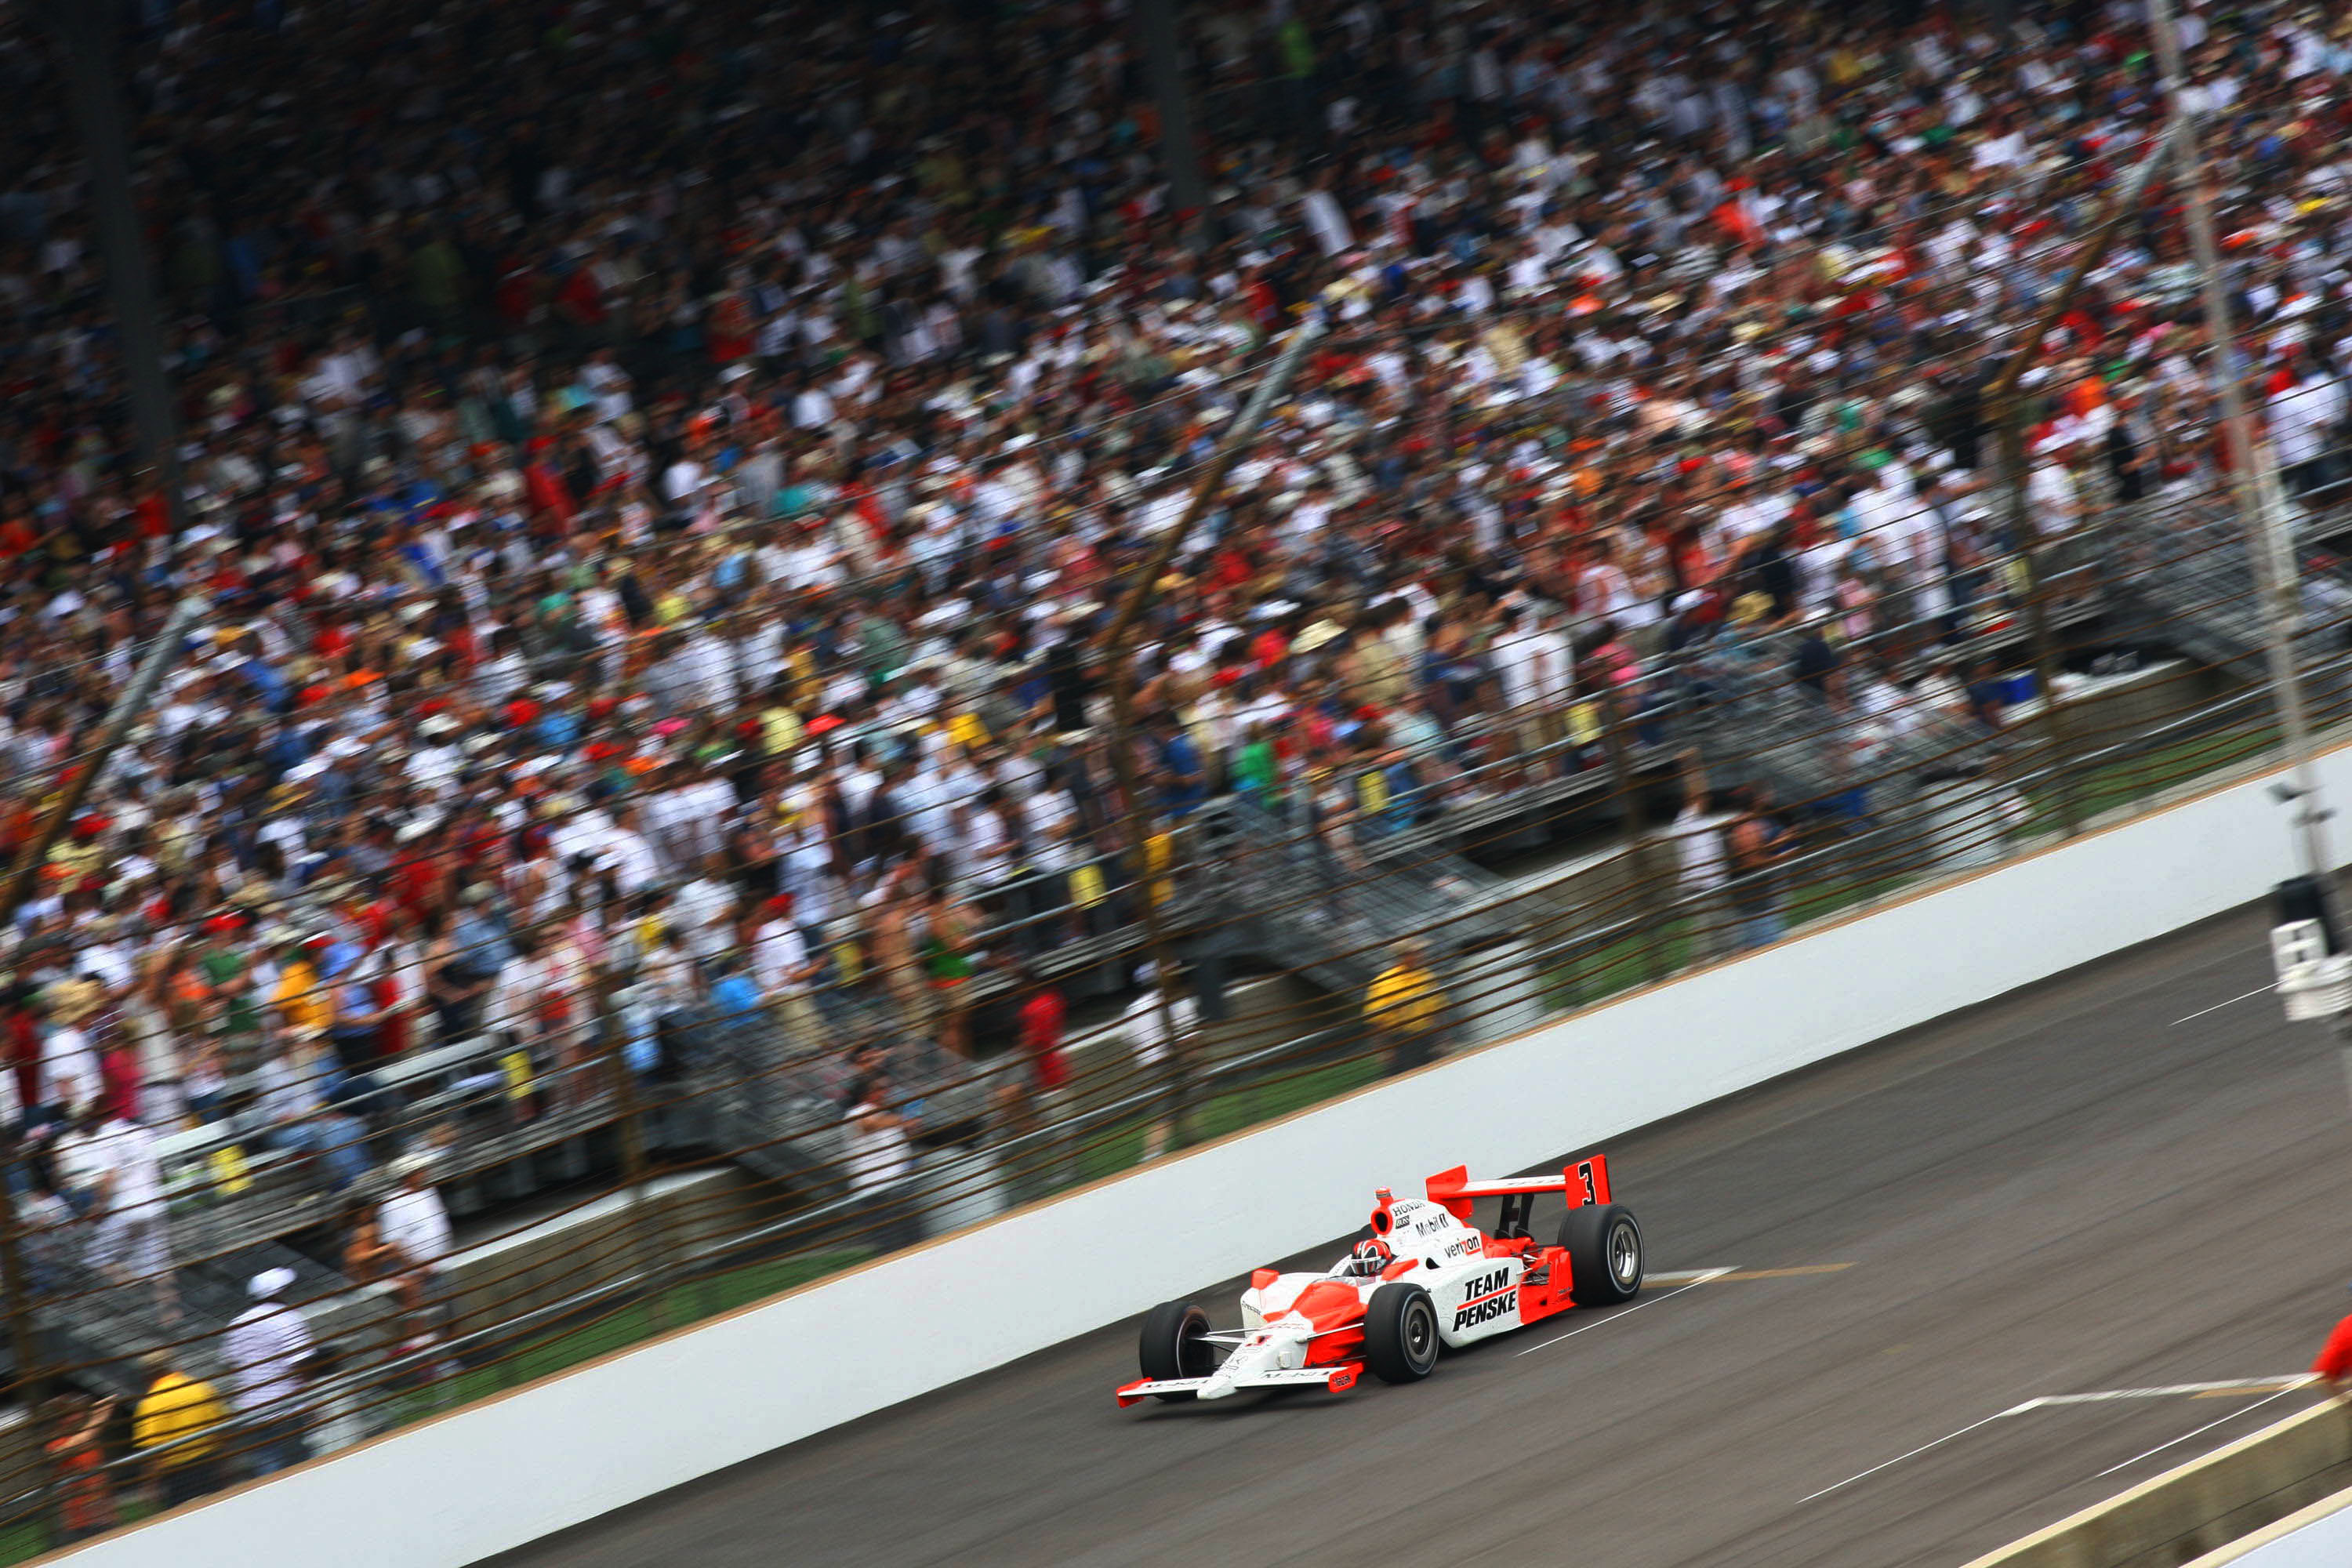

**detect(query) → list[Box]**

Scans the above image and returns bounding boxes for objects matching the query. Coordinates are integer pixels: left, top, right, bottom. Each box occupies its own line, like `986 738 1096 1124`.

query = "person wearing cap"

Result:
132 1348 228 1508
221 1266 314 1477
195 916 261 1045
375 1151 455 1311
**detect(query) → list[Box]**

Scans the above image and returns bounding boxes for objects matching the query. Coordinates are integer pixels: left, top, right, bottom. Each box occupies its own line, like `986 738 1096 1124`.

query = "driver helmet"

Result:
1348 1238 1392 1278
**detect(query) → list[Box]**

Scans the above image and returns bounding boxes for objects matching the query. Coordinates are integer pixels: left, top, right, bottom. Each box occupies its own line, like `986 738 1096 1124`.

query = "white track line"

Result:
2171 985 2273 1026
2092 1382 2314 1477
1799 1376 2314 1504
1515 1267 1736 1356
2032 1376 2311 1407
1799 1403 2041 1504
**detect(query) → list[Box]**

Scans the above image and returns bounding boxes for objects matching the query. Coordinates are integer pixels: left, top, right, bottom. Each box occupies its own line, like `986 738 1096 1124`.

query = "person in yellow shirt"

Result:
132 1350 227 1508
759 695 805 757
1365 939 1445 1076
270 933 336 1037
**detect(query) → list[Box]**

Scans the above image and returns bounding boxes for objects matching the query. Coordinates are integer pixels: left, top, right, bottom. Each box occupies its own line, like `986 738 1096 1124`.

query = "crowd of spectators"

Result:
2 0 2351 1373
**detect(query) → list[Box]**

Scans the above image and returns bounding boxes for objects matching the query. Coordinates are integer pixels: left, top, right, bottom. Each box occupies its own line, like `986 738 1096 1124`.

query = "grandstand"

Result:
3 0 2352 1552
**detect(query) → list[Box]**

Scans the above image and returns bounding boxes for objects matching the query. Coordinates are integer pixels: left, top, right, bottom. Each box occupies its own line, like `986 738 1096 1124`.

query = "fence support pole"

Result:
1595 690 1670 982
597 974 671 1334
0 600 203 920
1977 118 2182 840
2149 0 2334 890
1098 316 1326 1152
2001 405 2083 839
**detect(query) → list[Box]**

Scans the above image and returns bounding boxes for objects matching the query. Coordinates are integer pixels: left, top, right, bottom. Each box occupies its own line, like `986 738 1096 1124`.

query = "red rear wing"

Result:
1425 1156 1612 1221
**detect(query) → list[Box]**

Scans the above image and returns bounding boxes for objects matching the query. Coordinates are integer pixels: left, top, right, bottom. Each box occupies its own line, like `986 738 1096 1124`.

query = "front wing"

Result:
1115 1363 1363 1406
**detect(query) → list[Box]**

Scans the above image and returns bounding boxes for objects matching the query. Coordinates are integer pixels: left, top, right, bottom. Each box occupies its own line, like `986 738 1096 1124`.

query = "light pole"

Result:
2146 0 2336 899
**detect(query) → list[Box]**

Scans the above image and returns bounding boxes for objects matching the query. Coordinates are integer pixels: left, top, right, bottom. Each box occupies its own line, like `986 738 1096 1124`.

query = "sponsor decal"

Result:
1460 1266 1512 1298
1450 1265 1518 1329
1454 1288 1516 1330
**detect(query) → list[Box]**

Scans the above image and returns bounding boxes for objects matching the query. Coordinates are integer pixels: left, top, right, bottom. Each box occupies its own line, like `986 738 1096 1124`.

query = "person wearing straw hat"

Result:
222 1266 314 1477
31 980 103 1133
376 1151 455 1312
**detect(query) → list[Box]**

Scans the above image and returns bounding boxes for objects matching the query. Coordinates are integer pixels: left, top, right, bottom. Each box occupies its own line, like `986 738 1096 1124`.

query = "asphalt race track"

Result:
488 906 2352 1568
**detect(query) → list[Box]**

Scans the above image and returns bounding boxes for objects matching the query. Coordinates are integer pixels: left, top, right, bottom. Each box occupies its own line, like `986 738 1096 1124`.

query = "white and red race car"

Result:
1116 1156 1642 1406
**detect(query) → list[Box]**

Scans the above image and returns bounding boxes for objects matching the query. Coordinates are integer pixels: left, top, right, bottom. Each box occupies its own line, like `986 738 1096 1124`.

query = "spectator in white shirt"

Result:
2271 358 2347 497
55 1110 174 1316
2027 436 2086 536
34 982 104 1122
843 1065 920 1250
752 897 822 1050
376 1153 456 1300
1661 750 1735 963
1120 960 1197 1158
222 1268 315 1476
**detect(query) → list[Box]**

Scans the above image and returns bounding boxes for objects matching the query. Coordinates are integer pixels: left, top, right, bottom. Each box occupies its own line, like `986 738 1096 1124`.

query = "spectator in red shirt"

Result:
1017 972 1069 1095
995 968 1069 1143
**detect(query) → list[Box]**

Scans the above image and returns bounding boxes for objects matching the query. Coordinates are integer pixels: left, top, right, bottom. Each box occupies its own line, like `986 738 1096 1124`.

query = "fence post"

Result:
1595 688 1671 982
2000 404 2083 838
596 971 672 1334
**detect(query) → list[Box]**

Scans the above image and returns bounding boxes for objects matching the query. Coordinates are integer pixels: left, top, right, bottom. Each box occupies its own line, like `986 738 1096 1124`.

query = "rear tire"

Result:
1559 1203 1643 1306
1362 1283 1441 1384
1138 1301 1215 1401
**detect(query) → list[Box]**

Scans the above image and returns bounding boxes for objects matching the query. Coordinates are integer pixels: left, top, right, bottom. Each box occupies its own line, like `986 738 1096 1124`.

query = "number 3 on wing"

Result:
1571 1156 1610 1206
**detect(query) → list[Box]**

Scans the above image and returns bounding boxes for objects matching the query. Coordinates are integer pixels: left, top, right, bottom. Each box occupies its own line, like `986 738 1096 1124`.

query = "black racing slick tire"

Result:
1138 1301 1216 1400
1559 1203 1643 1306
1363 1283 1442 1384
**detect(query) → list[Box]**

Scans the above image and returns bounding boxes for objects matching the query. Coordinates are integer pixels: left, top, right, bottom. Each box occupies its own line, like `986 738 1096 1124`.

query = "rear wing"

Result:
1425 1156 1611 1221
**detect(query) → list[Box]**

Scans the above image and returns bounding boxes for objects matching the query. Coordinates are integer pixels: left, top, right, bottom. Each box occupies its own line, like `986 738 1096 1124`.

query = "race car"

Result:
1116 1155 1642 1406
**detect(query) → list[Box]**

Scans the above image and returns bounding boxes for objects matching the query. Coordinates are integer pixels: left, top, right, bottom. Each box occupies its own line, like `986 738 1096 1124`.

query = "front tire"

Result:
1559 1203 1643 1306
1138 1301 1216 1400
1363 1283 1441 1384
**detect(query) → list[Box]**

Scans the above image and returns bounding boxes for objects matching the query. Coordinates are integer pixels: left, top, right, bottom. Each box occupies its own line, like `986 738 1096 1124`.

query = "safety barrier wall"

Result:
57 742 2352 1568
2190 1476 2352 1565
1959 1398 2352 1567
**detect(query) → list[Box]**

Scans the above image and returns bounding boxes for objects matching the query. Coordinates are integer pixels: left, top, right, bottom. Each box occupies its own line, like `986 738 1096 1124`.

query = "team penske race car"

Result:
1116 1156 1642 1406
